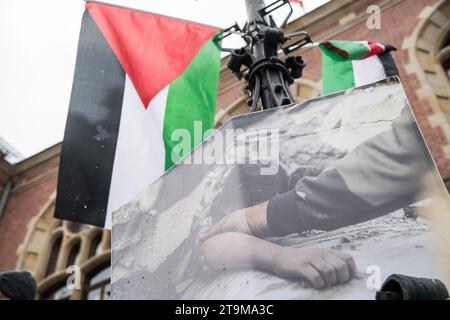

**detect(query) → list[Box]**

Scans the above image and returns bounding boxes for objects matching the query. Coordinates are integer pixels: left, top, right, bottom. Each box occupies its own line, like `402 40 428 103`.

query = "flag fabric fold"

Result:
319 40 398 95
55 2 221 228
289 0 304 9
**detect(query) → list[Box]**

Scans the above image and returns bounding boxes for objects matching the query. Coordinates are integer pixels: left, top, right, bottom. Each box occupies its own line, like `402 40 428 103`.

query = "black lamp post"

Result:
223 0 312 111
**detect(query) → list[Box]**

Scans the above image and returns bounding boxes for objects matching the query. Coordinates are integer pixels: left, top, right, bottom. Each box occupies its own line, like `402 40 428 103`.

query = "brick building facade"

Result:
0 0 449 299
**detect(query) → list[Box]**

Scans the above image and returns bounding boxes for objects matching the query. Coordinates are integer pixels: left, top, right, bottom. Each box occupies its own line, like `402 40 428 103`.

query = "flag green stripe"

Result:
325 41 370 60
321 49 355 95
320 41 371 95
163 37 221 170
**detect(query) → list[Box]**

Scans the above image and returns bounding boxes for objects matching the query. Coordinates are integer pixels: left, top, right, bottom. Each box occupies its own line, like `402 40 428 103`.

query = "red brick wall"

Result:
0 176 57 271
217 84 244 110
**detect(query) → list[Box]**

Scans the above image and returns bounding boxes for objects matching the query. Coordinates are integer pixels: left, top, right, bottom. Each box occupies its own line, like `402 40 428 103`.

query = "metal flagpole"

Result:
245 0 268 25
224 0 312 111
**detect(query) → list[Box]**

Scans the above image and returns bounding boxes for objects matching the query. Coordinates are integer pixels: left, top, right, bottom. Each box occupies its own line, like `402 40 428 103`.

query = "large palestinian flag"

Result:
320 41 398 94
55 2 221 228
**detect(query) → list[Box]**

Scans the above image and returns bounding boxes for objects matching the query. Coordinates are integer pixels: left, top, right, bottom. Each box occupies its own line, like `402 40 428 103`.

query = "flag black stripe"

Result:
55 10 125 227
379 51 399 78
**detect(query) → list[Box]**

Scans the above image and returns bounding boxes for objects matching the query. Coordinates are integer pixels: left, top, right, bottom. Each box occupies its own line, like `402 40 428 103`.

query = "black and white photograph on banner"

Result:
111 78 450 300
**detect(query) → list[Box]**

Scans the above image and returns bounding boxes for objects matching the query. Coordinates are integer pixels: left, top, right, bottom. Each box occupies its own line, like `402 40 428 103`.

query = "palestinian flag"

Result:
319 41 398 95
55 2 221 228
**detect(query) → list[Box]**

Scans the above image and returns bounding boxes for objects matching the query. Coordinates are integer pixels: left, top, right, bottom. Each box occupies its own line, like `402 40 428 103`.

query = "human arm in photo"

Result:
200 232 356 289
202 108 437 238
266 107 435 235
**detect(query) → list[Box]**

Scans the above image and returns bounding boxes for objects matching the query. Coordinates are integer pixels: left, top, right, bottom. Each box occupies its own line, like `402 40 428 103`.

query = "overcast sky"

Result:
0 0 330 160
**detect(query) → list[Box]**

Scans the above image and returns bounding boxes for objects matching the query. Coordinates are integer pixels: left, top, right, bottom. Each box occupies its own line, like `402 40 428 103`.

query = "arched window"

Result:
45 233 62 277
67 240 81 267
402 0 450 178
17 197 112 300
84 264 111 300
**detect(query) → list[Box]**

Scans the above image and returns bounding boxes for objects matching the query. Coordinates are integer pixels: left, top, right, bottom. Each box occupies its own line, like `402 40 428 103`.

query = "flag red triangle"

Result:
362 42 385 59
86 2 219 108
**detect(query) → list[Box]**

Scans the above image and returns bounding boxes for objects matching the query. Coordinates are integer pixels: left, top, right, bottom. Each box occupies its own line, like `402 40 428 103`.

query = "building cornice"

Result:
0 143 61 193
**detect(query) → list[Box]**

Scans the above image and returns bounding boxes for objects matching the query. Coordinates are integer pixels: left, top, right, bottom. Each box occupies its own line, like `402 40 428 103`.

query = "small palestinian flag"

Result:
55 2 221 228
319 41 398 95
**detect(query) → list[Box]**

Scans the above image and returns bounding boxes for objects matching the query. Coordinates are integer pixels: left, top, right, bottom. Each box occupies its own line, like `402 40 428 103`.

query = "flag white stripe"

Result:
105 76 167 228
352 55 387 88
